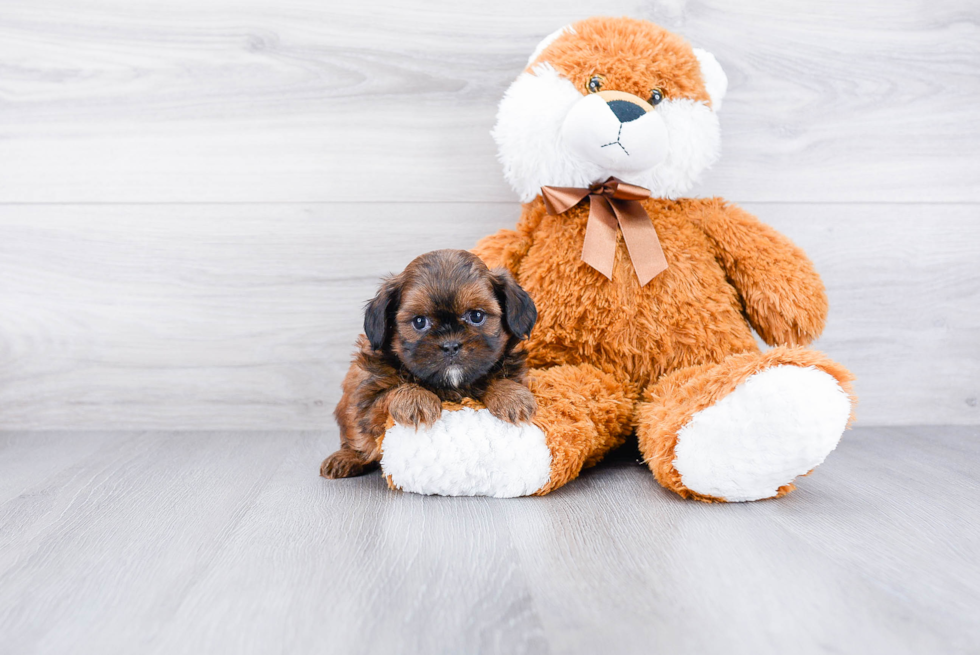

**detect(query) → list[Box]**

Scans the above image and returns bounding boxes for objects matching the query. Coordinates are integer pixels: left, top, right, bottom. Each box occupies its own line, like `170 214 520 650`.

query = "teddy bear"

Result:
378 16 855 501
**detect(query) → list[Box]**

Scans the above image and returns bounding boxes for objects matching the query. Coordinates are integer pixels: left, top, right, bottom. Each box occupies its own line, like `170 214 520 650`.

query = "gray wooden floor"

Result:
0 426 977 654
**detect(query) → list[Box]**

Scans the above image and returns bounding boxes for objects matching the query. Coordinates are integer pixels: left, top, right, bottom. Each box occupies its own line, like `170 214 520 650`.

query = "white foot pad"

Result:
380 407 552 498
673 365 851 502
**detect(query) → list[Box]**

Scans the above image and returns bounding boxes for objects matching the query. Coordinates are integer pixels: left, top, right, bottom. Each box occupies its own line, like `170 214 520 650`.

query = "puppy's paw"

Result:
388 385 443 429
320 449 375 479
483 380 537 424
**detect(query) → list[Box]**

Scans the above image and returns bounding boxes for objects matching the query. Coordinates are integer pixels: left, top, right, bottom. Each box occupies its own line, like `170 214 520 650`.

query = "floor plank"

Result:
0 432 293 652
0 427 976 654
0 0 976 202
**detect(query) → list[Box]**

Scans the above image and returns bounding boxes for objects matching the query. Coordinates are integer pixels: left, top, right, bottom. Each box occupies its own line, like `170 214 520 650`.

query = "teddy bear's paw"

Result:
672 365 852 502
380 407 552 498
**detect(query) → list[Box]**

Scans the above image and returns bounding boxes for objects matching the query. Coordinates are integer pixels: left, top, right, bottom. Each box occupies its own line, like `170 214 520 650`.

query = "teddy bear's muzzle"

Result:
596 89 655 118
560 92 669 174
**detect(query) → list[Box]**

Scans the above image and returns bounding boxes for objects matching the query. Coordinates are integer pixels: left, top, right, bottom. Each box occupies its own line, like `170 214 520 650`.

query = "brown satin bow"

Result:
540 177 668 286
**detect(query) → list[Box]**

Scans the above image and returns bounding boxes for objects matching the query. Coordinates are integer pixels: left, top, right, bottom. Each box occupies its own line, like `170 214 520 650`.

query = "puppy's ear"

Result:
491 269 537 340
364 275 402 351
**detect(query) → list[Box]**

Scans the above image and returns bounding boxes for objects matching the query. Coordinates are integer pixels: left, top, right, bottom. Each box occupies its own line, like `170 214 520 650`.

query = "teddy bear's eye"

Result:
586 75 605 94
649 88 665 105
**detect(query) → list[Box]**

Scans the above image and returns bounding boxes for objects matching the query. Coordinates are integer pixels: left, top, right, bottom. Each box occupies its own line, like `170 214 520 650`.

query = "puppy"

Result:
320 249 538 479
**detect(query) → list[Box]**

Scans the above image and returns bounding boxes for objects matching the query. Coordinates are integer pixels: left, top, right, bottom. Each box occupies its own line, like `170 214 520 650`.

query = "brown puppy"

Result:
320 249 538 479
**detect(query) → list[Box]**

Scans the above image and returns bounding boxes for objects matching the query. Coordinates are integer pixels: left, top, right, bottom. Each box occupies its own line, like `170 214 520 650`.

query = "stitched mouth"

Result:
600 124 629 156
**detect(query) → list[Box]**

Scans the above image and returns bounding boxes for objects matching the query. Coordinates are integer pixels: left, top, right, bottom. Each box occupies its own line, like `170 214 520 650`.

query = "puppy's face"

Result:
364 250 536 389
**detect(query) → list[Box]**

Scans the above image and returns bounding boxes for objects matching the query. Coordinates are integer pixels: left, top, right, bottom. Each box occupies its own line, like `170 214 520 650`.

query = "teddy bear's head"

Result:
493 17 727 202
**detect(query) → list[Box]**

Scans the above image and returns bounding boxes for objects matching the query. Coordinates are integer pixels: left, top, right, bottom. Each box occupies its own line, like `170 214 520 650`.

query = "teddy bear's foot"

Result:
379 363 634 497
380 406 552 498
636 347 855 502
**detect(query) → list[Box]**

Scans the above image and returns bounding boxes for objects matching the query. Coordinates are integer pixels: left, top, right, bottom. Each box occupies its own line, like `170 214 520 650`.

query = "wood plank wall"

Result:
0 0 977 428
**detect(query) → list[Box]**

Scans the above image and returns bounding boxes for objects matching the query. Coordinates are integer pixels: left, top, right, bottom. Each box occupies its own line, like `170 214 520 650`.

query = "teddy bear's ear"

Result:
526 24 576 66
693 48 728 112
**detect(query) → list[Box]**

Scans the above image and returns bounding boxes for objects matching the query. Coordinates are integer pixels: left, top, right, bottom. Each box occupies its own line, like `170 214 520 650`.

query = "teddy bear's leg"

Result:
528 363 635 495
635 346 855 502
379 363 634 497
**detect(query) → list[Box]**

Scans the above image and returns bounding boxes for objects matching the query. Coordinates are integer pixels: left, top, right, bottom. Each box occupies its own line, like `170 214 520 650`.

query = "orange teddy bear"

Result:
378 16 854 501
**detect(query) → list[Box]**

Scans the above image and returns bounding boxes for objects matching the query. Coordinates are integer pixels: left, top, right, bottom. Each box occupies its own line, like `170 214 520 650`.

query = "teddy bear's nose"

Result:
607 99 646 123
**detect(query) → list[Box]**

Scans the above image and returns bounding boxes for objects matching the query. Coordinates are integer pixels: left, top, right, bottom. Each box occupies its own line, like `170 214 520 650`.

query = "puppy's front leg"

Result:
387 384 443 429
482 378 536 424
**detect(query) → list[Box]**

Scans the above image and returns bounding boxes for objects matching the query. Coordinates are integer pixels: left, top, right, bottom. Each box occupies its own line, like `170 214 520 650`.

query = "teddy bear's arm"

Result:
692 200 828 347
472 228 532 276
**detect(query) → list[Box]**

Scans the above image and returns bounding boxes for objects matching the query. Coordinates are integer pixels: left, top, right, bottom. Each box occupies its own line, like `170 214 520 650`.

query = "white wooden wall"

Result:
0 0 977 428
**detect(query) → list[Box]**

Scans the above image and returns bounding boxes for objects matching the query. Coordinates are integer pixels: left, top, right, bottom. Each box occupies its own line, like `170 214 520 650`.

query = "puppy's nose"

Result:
607 99 646 123
441 341 461 355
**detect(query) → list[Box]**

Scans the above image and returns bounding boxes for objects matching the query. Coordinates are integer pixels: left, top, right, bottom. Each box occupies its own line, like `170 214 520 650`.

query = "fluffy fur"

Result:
320 250 537 479
526 24 577 66
668 362 852 501
381 403 553 498
494 17 724 202
467 17 855 500
373 17 856 500
469 191 856 498
692 48 727 111
635 348 855 501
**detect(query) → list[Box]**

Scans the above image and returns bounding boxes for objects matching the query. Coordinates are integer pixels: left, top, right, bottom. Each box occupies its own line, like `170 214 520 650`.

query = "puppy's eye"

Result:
412 316 429 331
649 88 664 105
465 310 486 326
586 75 605 94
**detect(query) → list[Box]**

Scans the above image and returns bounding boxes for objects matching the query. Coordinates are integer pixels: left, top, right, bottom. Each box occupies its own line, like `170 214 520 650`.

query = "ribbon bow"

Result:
540 177 668 286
